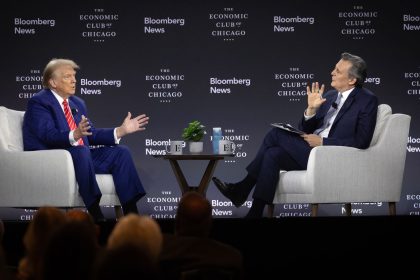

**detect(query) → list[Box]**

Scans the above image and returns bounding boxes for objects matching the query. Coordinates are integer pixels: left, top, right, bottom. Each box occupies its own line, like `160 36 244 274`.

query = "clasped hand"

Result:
74 115 92 140
301 133 322 147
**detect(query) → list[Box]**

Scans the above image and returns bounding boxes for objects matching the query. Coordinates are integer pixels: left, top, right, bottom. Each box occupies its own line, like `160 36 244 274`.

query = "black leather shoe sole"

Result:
212 177 246 208
94 217 107 224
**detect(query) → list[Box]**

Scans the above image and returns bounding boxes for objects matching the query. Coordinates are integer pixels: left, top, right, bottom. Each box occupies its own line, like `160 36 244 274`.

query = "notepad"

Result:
271 123 304 135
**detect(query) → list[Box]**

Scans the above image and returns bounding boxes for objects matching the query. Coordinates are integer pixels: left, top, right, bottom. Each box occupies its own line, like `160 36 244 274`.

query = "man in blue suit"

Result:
23 58 150 222
213 52 378 218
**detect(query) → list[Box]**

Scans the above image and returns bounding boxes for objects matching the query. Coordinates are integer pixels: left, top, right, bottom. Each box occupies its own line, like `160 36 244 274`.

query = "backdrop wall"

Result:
1 0 419 219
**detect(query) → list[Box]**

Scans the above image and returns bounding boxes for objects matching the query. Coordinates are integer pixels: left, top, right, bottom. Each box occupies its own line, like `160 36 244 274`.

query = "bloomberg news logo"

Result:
402 14 420 31
407 135 420 153
14 17 55 35
273 15 315 32
209 77 251 94
79 77 122 96
144 17 185 34
144 138 184 155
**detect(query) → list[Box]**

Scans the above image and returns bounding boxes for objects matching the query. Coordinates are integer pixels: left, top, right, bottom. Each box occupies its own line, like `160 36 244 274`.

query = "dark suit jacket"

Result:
299 87 378 149
23 89 115 151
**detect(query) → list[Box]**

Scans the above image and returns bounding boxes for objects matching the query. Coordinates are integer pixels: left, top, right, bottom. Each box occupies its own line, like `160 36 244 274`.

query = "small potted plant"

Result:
182 120 205 153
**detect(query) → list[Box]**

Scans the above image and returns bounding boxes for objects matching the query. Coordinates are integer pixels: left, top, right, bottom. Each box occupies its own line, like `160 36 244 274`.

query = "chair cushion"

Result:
0 106 25 151
370 104 392 146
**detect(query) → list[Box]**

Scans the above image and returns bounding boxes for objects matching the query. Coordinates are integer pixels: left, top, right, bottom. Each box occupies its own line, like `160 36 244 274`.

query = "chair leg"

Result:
311 204 318 216
267 204 274 217
114 205 123 220
389 202 396 215
344 203 352 216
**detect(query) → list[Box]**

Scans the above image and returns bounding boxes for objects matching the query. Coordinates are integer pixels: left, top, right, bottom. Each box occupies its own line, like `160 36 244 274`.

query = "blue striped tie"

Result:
314 93 342 135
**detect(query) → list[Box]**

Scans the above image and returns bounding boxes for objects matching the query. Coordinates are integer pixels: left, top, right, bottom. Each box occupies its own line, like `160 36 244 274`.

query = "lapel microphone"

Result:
332 102 338 109
71 108 78 116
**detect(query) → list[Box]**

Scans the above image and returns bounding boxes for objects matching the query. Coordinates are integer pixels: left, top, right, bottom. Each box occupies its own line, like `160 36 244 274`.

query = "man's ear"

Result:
348 77 357 86
49 78 56 89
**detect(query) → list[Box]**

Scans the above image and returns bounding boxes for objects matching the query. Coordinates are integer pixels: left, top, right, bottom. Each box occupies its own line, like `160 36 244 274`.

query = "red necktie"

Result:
62 99 84 145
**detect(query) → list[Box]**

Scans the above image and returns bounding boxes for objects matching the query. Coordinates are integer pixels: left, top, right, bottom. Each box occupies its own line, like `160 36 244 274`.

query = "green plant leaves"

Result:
182 120 205 141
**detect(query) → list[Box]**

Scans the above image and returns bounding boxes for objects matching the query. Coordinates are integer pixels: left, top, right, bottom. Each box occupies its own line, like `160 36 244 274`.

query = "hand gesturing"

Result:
306 82 326 116
116 112 149 138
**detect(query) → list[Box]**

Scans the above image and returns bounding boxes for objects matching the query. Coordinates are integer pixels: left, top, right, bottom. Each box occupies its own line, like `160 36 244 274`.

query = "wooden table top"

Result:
152 153 234 160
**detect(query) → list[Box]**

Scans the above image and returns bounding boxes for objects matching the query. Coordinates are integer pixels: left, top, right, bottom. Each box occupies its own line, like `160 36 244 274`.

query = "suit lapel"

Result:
45 90 69 130
319 92 338 118
331 88 357 126
68 98 81 125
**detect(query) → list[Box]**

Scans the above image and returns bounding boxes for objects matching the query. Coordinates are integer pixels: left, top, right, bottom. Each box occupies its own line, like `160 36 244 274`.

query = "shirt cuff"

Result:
304 110 315 120
69 131 77 146
114 128 121 144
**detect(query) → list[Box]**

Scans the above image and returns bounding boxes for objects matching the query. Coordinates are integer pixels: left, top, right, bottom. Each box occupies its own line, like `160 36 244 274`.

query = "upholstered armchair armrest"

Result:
305 145 394 202
0 149 77 207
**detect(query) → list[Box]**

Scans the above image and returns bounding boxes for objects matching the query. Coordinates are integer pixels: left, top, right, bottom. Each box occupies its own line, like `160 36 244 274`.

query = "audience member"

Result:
41 221 99 280
159 192 244 280
0 219 4 241
93 244 160 280
17 206 66 280
1 219 12 280
65 209 100 248
107 214 163 263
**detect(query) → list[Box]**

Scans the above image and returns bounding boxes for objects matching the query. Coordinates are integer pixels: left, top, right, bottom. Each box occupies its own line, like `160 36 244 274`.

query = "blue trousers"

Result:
246 128 312 203
66 145 146 207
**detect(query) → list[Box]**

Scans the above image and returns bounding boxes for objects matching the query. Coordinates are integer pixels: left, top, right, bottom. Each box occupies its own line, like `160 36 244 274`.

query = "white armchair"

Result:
0 106 122 216
268 104 411 217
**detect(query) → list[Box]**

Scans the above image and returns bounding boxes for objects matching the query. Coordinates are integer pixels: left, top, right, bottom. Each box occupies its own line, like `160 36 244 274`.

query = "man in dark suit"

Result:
213 52 378 218
23 58 149 222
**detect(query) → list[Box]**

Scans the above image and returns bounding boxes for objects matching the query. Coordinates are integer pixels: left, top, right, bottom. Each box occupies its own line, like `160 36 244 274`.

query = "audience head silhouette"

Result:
159 192 244 280
65 209 100 244
175 191 212 237
0 219 9 280
0 219 4 242
107 214 163 262
19 206 67 280
42 221 98 280
94 244 160 280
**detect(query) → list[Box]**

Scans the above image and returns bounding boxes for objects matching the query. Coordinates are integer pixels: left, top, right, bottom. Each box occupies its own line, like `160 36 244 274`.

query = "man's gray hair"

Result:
341 52 367 88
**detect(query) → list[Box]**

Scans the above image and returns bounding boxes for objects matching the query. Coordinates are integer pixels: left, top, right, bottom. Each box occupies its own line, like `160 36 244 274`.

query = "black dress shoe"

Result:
87 203 106 223
122 200 139 215
212 177 247 207
244 198 265 218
